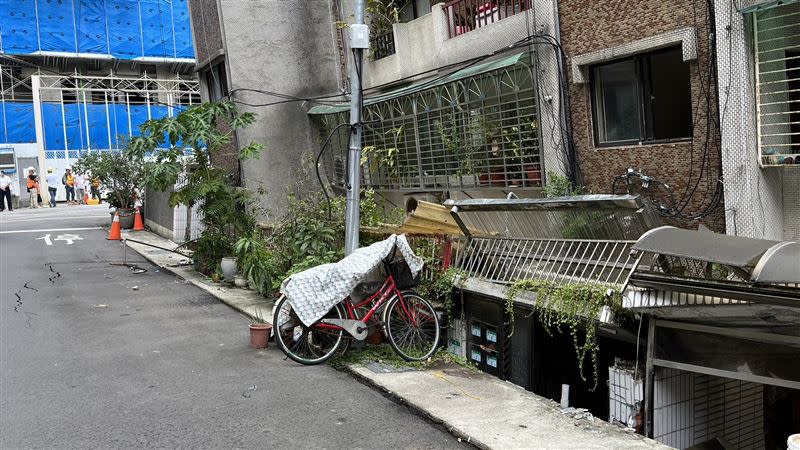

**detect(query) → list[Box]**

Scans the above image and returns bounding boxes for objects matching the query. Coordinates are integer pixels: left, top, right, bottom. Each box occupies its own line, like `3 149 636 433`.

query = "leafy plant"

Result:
126 101 264 274
72 148 149 210
507 279 621 390
417 266 467 326
543 171 587 197
366 0 400 59
194 231 234 275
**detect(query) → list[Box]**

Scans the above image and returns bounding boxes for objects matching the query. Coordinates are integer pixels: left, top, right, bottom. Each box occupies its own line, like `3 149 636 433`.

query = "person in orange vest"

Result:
26 168 40 209
62 167 76 205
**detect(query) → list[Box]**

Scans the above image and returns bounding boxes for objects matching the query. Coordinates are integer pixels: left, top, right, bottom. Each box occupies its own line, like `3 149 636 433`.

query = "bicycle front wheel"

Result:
384 293 440 361
272 295 345 365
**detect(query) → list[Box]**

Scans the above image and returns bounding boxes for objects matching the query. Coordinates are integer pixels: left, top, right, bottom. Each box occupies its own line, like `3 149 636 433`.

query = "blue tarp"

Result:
0 0 194 59
106 0 142 58
0 0 38 53
140 0 172 57
76 0 109 54
43 102 86 150
0 102 36 143
172 0 193 58
3 100 173 150
38 0 76 52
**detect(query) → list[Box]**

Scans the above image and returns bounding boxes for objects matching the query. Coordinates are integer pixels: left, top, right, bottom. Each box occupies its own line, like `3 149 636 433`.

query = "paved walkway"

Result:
126 228 670 450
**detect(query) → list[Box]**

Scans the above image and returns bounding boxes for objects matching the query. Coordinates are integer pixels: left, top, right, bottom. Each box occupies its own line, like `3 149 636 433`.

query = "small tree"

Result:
72 149 148 209
126 101 263 274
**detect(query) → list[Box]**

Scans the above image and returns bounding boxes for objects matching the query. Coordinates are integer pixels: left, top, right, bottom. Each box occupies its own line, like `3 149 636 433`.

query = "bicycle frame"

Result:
313 275 417 334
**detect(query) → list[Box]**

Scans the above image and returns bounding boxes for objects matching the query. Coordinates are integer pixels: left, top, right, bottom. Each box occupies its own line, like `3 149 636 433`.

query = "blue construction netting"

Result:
0 0 194 59
0 100 173 148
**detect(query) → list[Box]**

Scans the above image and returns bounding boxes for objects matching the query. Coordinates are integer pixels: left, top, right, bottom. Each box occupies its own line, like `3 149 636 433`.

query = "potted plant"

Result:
220 256 238 282
249 307 272 349
73 146 148 229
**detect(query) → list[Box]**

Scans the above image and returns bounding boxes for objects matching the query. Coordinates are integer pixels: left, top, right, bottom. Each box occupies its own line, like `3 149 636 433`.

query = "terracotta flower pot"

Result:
249 323 272 349
524 165 542 187
478 170 506 187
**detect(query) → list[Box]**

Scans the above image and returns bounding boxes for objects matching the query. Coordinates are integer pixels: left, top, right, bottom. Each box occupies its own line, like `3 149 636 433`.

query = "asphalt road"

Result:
0 205 464 449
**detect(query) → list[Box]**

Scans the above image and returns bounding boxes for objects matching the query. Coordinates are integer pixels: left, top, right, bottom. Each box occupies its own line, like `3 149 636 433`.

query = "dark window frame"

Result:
203 60 228 102
589 46 693 148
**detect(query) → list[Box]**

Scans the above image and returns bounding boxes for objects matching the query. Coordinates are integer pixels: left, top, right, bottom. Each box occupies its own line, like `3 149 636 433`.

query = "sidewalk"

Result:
125 228 669 450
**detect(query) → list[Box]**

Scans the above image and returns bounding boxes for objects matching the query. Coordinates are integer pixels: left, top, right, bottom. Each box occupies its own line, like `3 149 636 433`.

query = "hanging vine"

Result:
506 280 622 391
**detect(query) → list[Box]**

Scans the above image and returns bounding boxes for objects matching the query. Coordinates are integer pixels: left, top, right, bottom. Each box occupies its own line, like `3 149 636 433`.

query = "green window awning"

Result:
307 52 526 115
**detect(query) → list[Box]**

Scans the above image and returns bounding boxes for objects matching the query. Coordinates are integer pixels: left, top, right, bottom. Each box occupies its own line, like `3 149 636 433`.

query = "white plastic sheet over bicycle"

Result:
274 234 441 365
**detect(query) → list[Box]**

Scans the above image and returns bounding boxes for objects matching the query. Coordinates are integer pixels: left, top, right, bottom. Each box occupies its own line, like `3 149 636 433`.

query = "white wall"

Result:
714 0 794 240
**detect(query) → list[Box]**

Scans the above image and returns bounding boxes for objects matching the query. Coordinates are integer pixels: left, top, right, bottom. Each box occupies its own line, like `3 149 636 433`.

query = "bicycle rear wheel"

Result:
272 295 346 365
384 292 440 361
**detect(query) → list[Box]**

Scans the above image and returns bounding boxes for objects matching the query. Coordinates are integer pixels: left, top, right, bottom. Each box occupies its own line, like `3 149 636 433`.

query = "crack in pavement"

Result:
14 291 22 311
46 263 62 284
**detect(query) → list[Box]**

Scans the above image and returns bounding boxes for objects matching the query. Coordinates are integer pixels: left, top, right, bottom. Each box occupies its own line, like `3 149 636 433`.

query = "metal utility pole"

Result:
344 0 369 255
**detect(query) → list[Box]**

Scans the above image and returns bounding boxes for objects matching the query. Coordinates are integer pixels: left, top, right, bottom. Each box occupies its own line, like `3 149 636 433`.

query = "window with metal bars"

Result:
754 4 800 166
318 59 542 191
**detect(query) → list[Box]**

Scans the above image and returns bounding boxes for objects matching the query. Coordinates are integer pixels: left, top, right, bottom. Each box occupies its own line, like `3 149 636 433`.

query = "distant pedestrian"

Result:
45 167 59 207
10 174 20 209
63 167 76 204
0 170 12 212
26 168 40 209
91 176 101 201
74 172 86 205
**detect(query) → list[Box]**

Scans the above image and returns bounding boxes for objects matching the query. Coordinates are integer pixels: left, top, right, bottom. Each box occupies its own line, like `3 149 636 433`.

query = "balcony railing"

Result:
371 31 396 60
444 0 533 38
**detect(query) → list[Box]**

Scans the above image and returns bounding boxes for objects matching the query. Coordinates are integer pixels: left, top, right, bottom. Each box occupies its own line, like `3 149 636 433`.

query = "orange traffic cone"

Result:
133 207 145 231
84 192 89 204
107 212 122 240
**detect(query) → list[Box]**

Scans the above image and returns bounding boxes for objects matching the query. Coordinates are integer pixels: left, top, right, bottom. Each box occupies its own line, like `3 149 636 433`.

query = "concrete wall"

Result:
144 188 175 240
212 0 342 220
559 0 725 232
713 0 792 240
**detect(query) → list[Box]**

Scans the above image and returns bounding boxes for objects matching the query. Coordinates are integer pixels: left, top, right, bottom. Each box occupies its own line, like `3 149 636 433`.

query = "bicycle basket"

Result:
388 260 420 289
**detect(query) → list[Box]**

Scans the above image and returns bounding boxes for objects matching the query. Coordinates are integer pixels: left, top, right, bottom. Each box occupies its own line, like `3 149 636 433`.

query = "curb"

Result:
343 364 487 449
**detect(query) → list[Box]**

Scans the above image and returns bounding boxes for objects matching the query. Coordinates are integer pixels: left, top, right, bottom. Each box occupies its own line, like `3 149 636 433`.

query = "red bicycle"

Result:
273 259 440 365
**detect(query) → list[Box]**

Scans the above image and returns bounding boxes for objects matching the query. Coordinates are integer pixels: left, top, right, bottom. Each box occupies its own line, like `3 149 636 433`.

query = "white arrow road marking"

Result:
36 234 53 246
53 234 83 245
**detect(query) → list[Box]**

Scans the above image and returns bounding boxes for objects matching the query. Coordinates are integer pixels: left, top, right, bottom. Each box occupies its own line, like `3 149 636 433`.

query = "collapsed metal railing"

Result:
445 195 659 292
452 237 637 288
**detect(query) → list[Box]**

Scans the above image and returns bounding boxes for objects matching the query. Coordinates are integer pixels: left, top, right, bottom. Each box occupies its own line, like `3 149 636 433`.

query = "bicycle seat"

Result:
351 281 383 302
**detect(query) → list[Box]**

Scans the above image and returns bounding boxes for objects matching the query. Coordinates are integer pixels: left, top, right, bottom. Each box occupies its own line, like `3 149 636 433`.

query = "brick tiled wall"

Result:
559 0 725 231
189 0 225 70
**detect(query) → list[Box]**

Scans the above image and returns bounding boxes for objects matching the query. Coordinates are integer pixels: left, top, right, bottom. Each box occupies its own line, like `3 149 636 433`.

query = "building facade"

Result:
714 0 799 241
559 0 726 232
188 0 345 218
0 0 198 202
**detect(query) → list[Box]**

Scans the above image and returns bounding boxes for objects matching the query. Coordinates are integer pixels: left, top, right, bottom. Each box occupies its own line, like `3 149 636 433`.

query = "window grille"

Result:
754 4 800 166
317 59 542 191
